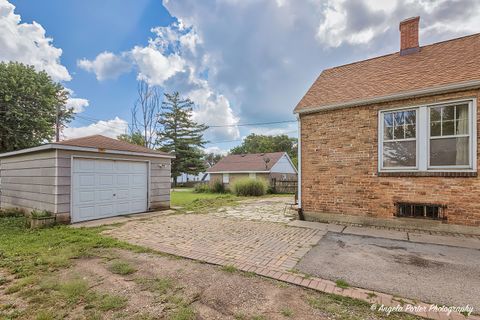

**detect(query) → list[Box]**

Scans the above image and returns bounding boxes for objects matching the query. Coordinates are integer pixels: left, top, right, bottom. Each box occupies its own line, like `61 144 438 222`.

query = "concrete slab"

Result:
71 210 175 228
287 220 345 232
408 233 480 250
296 232 480 311
343 226 408 240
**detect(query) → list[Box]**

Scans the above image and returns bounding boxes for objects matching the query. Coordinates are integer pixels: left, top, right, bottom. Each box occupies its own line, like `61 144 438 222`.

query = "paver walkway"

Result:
105 214 322 272
210 196 297 223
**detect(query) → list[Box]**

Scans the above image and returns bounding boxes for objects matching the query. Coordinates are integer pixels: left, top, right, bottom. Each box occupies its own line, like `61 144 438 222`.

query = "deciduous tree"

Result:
0 62 72 153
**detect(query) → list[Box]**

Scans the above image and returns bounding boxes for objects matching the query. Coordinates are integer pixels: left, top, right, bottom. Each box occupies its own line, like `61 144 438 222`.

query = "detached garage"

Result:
0 135 173 223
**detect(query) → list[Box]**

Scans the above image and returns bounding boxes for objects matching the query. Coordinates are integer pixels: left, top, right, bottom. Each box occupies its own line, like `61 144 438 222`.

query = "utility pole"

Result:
55 104 60 142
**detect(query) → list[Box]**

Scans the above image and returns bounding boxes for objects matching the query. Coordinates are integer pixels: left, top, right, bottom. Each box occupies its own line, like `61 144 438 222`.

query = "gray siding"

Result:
0 150 57 213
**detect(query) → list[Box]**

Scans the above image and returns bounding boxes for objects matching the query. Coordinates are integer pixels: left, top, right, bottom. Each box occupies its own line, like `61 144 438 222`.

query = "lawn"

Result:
170 189 244 212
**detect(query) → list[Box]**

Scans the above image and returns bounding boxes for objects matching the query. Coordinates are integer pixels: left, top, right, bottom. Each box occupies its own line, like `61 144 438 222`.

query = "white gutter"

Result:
0 144 175 159
296 114 301 208
294 80 480 115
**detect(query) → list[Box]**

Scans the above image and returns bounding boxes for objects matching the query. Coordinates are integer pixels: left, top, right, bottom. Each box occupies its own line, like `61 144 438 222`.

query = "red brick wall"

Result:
300 89 480 227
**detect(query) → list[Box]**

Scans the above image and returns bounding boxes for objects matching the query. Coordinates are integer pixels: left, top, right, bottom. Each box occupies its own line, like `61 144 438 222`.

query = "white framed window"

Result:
222 173 230 183
379 99 476 172
249 172 256 179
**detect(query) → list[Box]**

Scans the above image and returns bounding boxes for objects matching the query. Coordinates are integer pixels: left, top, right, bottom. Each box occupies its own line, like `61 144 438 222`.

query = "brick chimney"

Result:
399 16 420 56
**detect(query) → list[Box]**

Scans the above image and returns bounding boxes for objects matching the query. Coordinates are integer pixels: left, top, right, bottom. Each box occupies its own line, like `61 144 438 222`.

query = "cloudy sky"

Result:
3 0 480 154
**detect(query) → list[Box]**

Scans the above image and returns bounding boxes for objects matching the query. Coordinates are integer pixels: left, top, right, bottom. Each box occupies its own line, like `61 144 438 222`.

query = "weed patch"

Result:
108 261 137 275
335 279 350 289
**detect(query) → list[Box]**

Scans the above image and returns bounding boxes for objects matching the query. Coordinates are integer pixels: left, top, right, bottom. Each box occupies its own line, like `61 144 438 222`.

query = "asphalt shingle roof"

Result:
294 33 480 113
54 135 170 155
207 152 285 172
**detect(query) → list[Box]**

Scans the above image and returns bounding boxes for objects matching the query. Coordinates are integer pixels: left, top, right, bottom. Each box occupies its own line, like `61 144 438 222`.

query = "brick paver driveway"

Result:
105 214 323 272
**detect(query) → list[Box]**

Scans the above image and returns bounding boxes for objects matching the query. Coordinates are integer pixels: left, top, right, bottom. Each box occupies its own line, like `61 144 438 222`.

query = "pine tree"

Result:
156 92 208 185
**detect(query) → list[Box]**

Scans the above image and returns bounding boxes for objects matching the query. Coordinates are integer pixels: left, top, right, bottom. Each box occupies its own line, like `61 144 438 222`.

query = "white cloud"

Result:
248 123 298 137
316 0 480 48
62 117 128 140
0 0 71 81
130 46 185 86
77 51 131 81
203 146 228 156
66 97 89 113
188 86 240 141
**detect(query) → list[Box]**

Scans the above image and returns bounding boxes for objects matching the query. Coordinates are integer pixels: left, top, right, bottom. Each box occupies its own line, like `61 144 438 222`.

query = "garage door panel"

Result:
79 175 95 186
72 158 148 223
132 175 147 186
97 203 115 216
96 160 114 171
116 202 131 214
130 187 146 199
99 175 114 186
78 206 96 219
75 159 95 172
116 189 129 200
116 175 129 186
98 189 114 201
79 191 95 202
131 200 147 212
116 161 131 171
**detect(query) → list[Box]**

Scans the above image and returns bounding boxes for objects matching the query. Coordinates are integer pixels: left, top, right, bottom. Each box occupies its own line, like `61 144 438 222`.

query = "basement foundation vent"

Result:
395 202 446 220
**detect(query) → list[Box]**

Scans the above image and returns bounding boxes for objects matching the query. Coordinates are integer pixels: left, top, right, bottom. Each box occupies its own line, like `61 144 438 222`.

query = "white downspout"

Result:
296 114 301 209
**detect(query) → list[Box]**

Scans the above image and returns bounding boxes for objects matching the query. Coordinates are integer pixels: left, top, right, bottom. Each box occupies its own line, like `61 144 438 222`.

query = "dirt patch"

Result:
62 249 330 319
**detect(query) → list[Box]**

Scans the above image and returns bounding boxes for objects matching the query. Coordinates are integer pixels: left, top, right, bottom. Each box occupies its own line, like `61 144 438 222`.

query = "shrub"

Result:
231 178 267 197
194 183 210 193
30 209 52 218
210 180 227 194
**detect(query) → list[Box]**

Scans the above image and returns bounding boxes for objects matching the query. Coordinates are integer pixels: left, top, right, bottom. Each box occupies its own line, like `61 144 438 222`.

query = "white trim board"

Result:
0 144 175 159
294 80 480 115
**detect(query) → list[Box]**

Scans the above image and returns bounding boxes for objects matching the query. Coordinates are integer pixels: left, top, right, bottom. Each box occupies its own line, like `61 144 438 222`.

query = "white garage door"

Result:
72 158 148 222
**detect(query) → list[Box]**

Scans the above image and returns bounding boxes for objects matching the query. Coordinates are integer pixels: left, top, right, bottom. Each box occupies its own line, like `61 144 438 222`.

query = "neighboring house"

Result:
0 135 174 223
175 162 210 185
294 16 480 229
207 152 297 185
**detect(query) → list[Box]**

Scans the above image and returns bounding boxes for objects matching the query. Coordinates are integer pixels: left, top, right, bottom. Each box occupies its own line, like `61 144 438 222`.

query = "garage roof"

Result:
0 135 175 158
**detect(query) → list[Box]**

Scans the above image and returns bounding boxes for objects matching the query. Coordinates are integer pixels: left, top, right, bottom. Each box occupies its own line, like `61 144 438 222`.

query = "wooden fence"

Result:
270 178 297 194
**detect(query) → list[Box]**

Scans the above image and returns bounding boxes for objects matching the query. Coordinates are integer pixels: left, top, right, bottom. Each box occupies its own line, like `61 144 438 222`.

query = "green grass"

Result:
135 277 173 295
170 190 242 212
59 279 90 304
280 307 293 317
0 216 147 278
108 261 137 275
96 294 128 311
307 293 421 320
220 265 238 273
169 305 195 320
335 279 350 289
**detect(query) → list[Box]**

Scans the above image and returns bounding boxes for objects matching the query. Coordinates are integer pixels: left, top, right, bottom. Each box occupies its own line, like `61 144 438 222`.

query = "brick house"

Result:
294 17 480 230
207 152 297 186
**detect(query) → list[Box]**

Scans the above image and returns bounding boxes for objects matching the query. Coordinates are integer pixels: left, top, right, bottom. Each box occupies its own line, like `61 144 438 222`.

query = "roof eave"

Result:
294 80 480 115
0 144 175 159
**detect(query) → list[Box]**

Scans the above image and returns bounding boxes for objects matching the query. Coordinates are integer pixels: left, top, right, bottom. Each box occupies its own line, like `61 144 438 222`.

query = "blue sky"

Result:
2 0 480 154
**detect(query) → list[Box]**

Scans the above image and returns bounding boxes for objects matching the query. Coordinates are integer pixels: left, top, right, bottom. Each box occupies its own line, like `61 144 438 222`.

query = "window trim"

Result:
378 98 477 173
379 106 419 171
